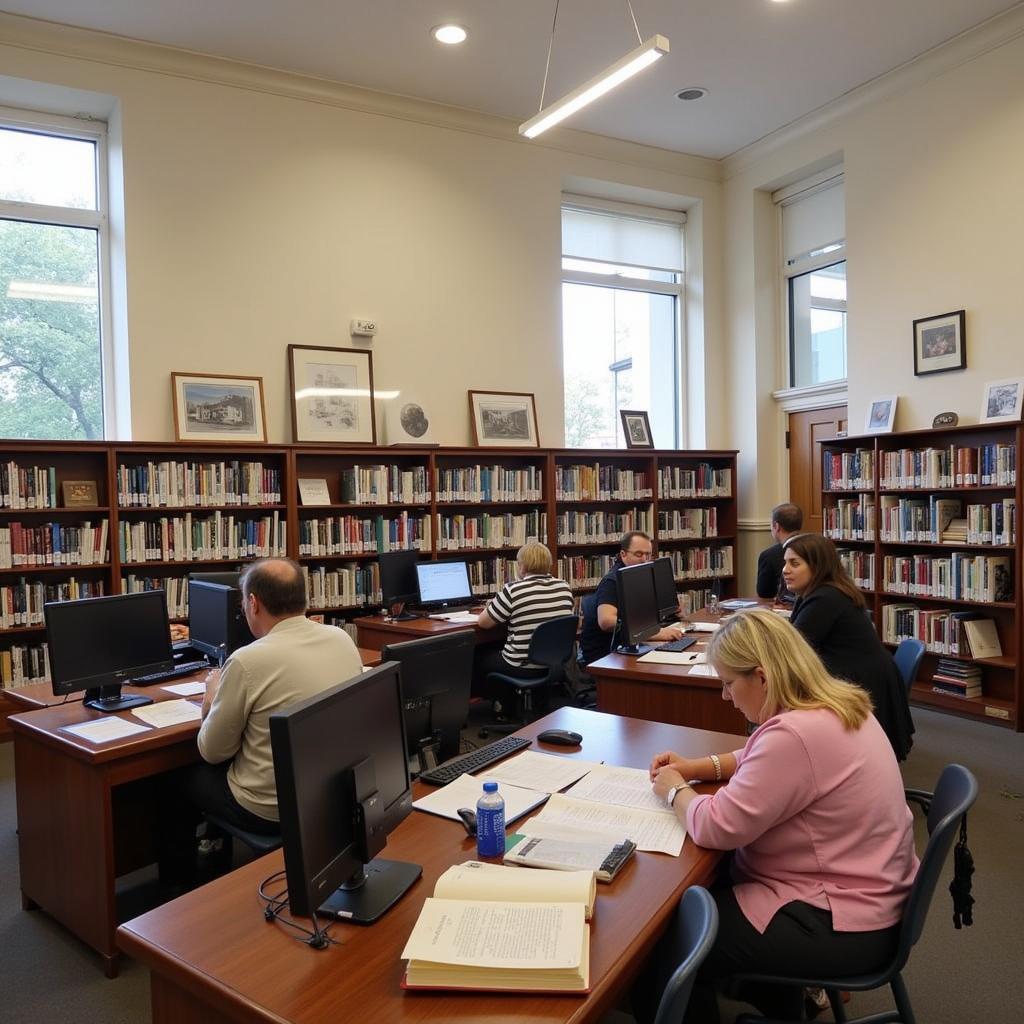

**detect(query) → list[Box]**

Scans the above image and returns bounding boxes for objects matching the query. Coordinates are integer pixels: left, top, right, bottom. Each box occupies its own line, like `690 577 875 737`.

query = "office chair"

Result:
893 637 926 695
481 615 579 735
652 886 720 1024
733 763 978 1024
204 813 282 860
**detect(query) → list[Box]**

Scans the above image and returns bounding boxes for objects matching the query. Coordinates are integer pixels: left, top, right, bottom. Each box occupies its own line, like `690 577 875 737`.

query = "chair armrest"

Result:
905 787 933 815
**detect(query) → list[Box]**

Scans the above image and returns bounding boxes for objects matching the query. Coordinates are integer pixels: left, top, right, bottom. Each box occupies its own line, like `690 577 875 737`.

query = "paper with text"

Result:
61 717 152 743
564 764 668 813
412 773 547 823
535 793 685 855
131 699 202 728
162 680 206 696
472 750 601 794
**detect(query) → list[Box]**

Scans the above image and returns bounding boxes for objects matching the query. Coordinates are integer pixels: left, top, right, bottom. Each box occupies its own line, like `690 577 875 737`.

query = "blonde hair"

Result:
517 540 553 575
706 608 872 729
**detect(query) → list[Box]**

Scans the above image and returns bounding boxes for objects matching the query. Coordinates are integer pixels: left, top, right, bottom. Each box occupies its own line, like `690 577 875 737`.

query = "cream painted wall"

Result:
0 17 723 446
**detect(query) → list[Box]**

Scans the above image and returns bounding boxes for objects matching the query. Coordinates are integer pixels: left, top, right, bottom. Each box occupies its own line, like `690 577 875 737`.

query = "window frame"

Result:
0 105 114 438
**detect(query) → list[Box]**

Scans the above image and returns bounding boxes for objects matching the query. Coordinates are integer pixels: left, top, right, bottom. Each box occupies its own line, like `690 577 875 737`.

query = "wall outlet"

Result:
350 318 377 337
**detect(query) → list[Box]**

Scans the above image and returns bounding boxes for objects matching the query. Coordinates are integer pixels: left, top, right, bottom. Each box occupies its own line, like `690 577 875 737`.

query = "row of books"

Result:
555 465 651 501
665 544 734 580
1 577 106 629
436 465 543 503
557 554 617 590
657 464 732 499
881 604 1003 658
878 496 1016 545
306 617 361 645
303 563 382 609
932 658 983 699
963 499 1016 545
117 460 283 507
0 520 110 568
556 508 653 545
468 557 519 596
823 448 874 491
880 553 1011 602
656 507 719 539
296 513 431 557
823 497 875 541
121 573 190 618
879 443 1016 489
0 642 49 687
1 462 60 510
436 512 546 551
837 548 875 591
117 512 286 563
337 465 431 505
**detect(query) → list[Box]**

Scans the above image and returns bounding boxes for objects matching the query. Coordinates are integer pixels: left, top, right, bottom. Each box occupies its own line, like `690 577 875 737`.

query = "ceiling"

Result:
2 0 1021 158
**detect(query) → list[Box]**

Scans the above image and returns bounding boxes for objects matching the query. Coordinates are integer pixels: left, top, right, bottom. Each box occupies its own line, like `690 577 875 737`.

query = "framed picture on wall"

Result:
980 378 1024 423
289 345 376 445
620 409 654 449
385 397 437 446
171 372 267 443
913 309 966 376
468 390 540 448
864 395 898 434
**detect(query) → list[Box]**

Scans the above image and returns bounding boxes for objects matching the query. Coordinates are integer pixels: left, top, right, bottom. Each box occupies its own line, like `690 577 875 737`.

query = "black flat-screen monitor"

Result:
381 630 475 766
188 574 255 665
270 662 421 928
44 591 173 712
414 560 473 611
653 557 679 624
616 561 661 655
379 549 420 619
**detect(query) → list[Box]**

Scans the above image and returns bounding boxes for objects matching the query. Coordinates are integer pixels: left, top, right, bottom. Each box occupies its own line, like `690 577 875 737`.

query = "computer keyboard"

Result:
417 735 532 786
134 659 210 684
657 636 698 653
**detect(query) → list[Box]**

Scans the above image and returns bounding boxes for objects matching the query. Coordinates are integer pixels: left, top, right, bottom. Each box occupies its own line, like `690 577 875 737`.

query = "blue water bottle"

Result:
476 781 506 858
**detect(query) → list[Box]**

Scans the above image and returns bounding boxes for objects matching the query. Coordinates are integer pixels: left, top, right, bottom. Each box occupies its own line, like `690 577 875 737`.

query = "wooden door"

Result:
788 406 847 535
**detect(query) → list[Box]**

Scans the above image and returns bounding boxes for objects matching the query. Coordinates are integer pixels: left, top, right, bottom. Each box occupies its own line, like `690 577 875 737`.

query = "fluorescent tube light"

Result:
519 34 669 139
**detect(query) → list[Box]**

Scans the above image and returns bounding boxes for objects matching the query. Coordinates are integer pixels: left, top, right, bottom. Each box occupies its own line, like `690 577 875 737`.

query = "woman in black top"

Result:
782 533 914 760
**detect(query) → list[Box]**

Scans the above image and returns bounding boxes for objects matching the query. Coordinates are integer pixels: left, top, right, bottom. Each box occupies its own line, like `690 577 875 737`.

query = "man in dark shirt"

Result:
756 503 803 600
579 530 686 664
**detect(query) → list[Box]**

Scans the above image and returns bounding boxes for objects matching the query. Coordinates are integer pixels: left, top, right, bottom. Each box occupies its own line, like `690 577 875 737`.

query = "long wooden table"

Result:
355 612 503 651
117 706 741 1024
9 647 381 976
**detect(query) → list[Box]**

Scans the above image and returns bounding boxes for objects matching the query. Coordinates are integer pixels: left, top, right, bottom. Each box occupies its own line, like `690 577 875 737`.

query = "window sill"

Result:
772 381 848 411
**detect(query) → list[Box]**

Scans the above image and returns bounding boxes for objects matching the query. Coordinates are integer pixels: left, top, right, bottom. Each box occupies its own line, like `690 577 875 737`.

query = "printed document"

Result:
412 773 547 824
62 717 152 743
131 699 202 728
534 793 685 855
564 764 669 813
162 680 206 696
472 750 601 794
638 650 706 666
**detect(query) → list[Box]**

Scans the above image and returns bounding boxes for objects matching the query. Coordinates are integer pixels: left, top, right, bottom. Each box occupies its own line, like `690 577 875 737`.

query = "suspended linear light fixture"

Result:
519 1 669 140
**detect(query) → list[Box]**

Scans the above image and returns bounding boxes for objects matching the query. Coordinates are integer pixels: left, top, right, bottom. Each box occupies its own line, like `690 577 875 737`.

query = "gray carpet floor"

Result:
1 705 1022 1023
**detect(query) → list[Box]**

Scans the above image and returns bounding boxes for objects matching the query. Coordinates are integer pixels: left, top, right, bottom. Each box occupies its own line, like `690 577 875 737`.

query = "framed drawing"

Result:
913 309 966 376
468 390 539 448
620 409 654 449
864 396 898 434
289 345 376 445
171 372 267 443
980 378 1024 423
385 398 437 446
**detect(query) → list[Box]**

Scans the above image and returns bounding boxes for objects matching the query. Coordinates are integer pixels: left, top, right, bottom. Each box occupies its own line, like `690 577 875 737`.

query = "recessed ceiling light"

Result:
676 87 708 101
432 24 468 45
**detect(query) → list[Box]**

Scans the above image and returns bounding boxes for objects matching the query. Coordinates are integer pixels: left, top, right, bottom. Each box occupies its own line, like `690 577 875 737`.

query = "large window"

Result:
776 172 846 389
0 109 108 439
561 200 684 448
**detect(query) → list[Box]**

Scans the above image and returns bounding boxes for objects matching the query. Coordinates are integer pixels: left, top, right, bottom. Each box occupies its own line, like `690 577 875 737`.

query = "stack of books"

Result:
932 658 982 699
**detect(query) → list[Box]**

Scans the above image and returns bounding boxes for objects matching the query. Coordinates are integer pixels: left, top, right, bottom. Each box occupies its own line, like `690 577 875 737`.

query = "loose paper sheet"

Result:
162 680 206 696
564 764 668 814
689 622 720 633
131 699 202 728
62 717 152 743
687 663 717 676
427 611 479 624
534 793 685 856
412 773 547 823
637 650 706 666
472 750 601 794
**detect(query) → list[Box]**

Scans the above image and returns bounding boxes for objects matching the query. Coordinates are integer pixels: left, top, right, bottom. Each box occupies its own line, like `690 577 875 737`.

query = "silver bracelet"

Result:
709 753 722 781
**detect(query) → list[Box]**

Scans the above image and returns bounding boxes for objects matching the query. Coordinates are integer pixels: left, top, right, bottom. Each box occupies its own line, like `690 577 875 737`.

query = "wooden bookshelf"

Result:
822 422 1021 730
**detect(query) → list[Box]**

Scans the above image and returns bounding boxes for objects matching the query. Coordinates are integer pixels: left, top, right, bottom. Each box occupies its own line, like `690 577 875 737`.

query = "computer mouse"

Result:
537 729 583 747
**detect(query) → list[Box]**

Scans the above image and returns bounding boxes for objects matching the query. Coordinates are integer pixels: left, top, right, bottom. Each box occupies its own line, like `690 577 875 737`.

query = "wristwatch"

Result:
666 784 684 807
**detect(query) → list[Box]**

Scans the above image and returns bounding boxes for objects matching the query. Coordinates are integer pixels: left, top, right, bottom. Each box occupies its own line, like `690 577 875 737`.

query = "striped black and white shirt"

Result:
485 574 575 667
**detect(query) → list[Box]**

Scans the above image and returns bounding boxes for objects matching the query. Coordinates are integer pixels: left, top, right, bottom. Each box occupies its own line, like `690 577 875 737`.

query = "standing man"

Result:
579 530 687 665
756 503 804 600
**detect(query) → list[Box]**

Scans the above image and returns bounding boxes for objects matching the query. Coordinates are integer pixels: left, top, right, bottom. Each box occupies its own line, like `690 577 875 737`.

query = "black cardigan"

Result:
790 584 915 760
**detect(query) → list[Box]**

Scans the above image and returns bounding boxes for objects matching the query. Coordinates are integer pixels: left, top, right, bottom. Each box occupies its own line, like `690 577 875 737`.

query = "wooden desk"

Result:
9 647 381 976
355 613 503 651
117 707 741 1024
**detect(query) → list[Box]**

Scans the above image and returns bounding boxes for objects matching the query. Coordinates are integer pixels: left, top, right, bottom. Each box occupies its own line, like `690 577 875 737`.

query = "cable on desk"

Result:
60 693 84 705
258 870 337 949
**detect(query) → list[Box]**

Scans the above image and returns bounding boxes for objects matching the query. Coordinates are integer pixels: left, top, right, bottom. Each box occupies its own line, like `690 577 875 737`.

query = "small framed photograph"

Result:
468 390 539 448
864 396 898 434
171 373 267 443
289 345 376 445
62 480 99 507
385 398 437 446
620 409 654 449
913 310 966 376
980 378 1024 423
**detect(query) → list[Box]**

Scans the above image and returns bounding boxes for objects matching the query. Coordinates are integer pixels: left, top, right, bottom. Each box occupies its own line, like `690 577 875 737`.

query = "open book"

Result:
401 861 593 992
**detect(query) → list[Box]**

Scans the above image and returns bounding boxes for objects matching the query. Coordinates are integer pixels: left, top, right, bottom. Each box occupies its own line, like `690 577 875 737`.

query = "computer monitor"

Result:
44 591 173 712
414 560 473 611
378 549 420 620
381 630 475 769
615 561 661 655
188 575 255 665
652 557 679 624
270 662 421 930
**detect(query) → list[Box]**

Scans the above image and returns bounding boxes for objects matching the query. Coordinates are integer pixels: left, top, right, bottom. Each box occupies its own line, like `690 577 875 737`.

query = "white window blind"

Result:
562 207 683 273
777 176 844 266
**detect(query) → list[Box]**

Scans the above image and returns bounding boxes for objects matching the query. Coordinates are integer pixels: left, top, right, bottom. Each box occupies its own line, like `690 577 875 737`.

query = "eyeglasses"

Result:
624 548 653 559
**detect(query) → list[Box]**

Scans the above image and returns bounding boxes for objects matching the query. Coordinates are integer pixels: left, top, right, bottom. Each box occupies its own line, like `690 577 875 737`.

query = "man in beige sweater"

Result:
160 557 363 884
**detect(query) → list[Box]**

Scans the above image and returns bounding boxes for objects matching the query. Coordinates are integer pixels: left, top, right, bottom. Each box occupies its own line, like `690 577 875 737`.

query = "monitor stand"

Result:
387 602 420 622
318 858 422 924
83 684 154 713
616 643 658 657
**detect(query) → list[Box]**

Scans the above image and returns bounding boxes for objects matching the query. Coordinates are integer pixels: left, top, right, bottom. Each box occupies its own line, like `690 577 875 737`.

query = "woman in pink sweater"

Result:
647 609 918 1023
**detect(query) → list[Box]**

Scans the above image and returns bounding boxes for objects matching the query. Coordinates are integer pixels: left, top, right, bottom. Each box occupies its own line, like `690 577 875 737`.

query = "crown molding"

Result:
0 11 721 184
722 1 1024 180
